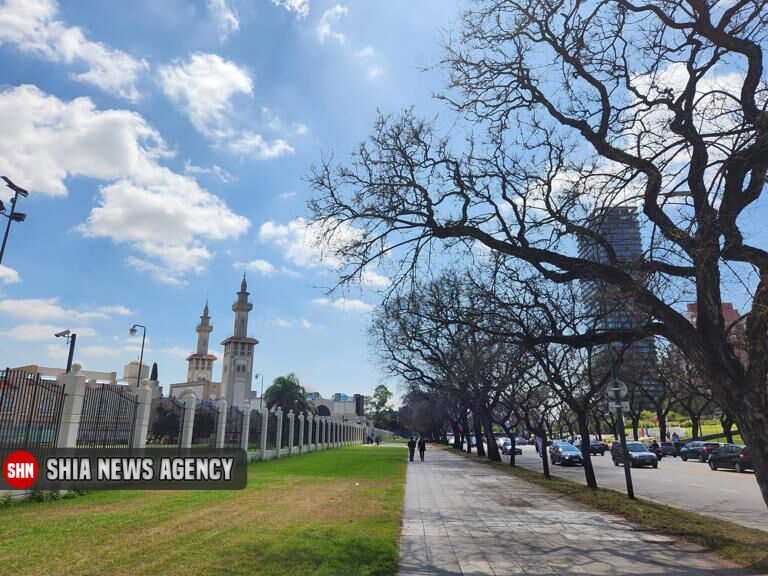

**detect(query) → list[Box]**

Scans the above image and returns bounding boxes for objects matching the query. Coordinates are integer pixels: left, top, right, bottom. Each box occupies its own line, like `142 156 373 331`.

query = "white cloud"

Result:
312 297 372 312
294 123 309 136
184 160 236 183
273 317 321 329
239 259 275 276
316 4 347 44
0 0 147 101
258 217 352 268
272 0 309 19
159 53 252 138
356 46 385 80
159 346 191 359
207 0 239 41
79 345 121 357
0 265 20 284
2 323 96 341
0 85 249 283
159 54 294 160
235 259 300 278
279 191 297 199
226 131 295 159
0 298 132 323
360 269 390 288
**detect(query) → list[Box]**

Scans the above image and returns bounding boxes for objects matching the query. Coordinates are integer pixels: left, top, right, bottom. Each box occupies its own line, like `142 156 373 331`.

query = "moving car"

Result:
679 441 725 462
708 445 753 473
611 441 658 468
550 442 583 466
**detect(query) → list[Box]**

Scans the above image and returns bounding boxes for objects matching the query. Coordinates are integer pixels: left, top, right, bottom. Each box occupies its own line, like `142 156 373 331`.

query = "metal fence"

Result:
224 405 244 448
192 400 219 448
303 416 311 445
266 411 277 449
76 384 138 453
0 369 66 457
248 409 262 448
281 413 291 448
147 396 185 448
293 414 301 447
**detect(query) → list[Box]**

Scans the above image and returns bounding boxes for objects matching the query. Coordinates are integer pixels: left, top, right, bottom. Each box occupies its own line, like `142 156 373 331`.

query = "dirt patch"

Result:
496 496 532 508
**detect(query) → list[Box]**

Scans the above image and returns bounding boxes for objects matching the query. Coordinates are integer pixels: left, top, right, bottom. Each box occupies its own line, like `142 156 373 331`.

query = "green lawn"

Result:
0 446 407 576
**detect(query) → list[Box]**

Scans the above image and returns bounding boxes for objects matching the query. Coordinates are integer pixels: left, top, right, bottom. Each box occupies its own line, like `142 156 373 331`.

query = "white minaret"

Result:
185 301 216 383
221 275 258 407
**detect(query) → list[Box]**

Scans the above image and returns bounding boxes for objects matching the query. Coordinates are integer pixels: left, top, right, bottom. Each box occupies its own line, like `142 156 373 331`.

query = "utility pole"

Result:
0 176 29 266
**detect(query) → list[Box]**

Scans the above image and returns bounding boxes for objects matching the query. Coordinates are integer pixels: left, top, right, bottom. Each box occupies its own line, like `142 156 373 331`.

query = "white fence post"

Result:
180 395 196 449
287 410 295 455
306 413 314 451
275 408 283 458
240 402 251 452
55 365 87 449
298 412 305 453
131 384 153 450
259 407 268 459
215 399 227 449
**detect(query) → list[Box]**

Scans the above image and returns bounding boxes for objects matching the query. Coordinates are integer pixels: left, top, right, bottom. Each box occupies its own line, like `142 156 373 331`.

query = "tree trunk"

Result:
691 415 700 440
540 429 550 479
720 414 734 443
461 415 471 453
631 417 640 441
658 411 667 442
473 416 486 457
483 410 501 461
732 398 768 511
577 412 598 489
594 416 603 441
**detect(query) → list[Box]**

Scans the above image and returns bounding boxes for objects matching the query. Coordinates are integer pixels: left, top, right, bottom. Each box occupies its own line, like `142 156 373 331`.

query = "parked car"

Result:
446 434 455 446
679 441 725 462
515 437 528 446
659 442 678 457
588 440 607 456
500 437 523 455
708 445 753 473
611 441 658 468
550 442 583 466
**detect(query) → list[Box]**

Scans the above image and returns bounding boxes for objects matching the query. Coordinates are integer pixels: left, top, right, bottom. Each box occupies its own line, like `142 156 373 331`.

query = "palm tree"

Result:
263 373 314 414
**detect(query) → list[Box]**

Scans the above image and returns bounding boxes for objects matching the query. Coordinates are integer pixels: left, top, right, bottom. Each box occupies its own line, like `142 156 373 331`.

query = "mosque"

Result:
168 275 258 407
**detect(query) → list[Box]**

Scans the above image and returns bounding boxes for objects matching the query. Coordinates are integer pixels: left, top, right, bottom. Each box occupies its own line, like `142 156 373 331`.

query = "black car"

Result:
708 445 753 473
550 442 583 466
588 440 606 456
611 441 658 468
679 441 725 462
659 442 676 456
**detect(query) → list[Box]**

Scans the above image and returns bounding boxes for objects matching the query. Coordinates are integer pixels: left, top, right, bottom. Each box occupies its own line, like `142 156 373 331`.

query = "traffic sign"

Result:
610 401 630 412
610 379 628 398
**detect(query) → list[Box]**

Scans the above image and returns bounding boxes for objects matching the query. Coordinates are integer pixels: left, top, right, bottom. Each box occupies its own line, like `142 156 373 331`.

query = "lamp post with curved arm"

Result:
129 324 147 388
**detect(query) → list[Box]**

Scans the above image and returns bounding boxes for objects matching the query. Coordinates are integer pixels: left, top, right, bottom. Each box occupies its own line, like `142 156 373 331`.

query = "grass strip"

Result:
0 446 407 576
446 446 768 571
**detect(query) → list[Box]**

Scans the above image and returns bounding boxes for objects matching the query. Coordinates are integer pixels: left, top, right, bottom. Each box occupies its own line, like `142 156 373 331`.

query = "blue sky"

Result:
0 0 463 399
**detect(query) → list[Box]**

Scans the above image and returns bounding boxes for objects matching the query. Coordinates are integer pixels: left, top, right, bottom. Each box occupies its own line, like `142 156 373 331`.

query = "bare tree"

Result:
310 0 768 507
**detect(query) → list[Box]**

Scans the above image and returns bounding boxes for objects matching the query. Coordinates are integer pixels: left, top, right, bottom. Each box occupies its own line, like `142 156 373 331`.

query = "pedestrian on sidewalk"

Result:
407 437 416 461
418 436 426 461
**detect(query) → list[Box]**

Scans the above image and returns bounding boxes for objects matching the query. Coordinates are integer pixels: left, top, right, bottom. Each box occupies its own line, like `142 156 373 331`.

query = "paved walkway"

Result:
398 447 758 575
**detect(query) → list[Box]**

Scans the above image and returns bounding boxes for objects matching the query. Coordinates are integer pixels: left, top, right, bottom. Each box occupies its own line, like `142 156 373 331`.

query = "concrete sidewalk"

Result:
398 447 759 575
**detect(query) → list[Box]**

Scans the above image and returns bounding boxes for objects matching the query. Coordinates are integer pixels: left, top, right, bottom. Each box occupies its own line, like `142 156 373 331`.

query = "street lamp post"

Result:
0 176 29 267
129 324 147 388
255 373 265 410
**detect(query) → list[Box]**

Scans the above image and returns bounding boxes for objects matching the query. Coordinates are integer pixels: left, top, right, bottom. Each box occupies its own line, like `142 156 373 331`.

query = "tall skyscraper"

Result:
578 206 661 406
221 274 259 408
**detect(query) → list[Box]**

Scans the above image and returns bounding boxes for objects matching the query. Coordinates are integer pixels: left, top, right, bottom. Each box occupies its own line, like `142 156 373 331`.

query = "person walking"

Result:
407 437 416 462
418 436 427 462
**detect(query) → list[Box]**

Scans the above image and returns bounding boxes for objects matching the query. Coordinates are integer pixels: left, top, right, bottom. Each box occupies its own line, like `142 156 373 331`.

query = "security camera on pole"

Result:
54 330 77 373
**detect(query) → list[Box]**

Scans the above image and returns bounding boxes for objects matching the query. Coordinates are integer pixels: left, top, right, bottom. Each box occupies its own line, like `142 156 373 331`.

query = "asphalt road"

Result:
502 445 768 531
